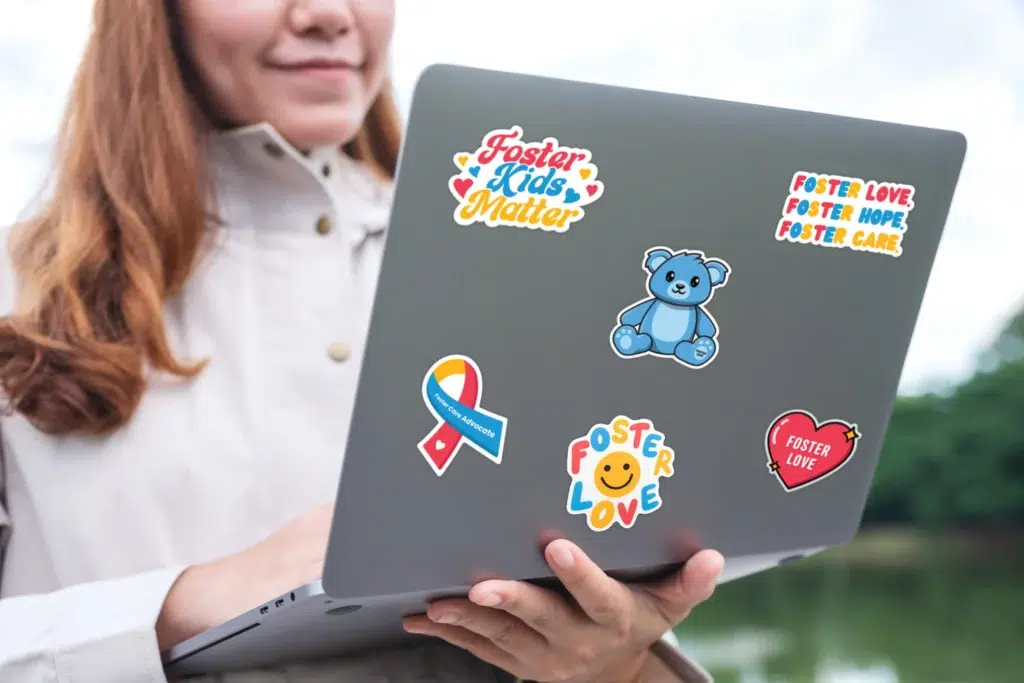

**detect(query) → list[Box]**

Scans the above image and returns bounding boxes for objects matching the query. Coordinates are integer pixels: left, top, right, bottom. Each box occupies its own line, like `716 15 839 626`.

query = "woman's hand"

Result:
403 541 724 683
156 504 333 650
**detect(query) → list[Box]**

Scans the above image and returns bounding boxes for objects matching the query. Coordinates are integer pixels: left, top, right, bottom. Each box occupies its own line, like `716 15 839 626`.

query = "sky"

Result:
1 0 1022 394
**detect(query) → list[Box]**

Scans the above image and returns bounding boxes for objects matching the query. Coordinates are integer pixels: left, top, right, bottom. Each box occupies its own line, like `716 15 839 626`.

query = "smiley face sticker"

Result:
567 416 675 532
593 451 642 498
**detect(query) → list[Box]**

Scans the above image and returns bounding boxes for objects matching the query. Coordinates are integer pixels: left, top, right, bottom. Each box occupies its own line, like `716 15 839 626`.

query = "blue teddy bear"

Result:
610 247 730 367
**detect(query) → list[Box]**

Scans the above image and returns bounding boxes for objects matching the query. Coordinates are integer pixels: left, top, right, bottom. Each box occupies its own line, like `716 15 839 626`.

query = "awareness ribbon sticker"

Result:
418 354 508 477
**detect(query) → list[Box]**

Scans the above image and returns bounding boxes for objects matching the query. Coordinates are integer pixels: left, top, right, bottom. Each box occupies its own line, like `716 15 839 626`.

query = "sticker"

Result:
765 410 860 492
418 354 508 477
777 172 916 257
566 416 675 531
448 125 604 233
610 247 730 368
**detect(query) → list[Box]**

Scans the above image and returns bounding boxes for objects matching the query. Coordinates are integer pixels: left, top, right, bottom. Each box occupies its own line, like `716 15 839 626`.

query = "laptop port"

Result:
326 604 362 616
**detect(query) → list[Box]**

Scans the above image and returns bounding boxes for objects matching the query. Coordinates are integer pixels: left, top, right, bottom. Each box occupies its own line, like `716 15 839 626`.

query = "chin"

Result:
274 108 368 150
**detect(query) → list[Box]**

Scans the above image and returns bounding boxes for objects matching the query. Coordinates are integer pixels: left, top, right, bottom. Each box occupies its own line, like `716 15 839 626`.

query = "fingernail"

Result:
434 612 460 624
476 591 502 607
552 544 575 569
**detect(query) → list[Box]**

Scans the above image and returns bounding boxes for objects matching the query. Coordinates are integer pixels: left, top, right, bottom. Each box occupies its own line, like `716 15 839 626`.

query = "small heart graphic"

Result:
434 440 446 451
456 154 469 168
468 165 480 177
564 188 581 204
579 167 592 180
765 410 860 492
452 177 473 198
586 183 600 197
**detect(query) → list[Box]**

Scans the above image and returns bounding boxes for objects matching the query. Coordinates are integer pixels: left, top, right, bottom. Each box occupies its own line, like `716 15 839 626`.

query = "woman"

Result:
0 1 724 681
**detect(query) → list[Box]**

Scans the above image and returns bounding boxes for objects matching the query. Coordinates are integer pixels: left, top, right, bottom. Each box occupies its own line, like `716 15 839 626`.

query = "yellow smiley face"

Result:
593 451 640 498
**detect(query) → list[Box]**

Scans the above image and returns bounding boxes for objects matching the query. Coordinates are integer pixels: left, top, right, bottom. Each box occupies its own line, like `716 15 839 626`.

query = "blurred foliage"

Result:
863 305 1024 529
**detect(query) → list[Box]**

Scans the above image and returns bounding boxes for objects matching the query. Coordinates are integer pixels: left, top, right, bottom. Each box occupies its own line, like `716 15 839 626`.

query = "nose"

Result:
672 282 686 291
290 0 355 38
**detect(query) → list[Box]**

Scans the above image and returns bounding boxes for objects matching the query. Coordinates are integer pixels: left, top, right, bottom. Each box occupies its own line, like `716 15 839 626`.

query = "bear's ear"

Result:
705 259 730 286
644 249 673 273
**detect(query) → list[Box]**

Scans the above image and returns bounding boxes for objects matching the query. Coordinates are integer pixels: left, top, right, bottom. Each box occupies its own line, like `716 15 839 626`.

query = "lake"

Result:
673 535 1024 683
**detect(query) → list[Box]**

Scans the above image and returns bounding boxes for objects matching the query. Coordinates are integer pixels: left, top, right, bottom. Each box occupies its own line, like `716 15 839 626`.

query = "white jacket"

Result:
0 123 709 683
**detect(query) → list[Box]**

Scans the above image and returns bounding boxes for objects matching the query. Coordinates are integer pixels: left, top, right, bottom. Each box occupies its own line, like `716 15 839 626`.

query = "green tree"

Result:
864 307 1024 529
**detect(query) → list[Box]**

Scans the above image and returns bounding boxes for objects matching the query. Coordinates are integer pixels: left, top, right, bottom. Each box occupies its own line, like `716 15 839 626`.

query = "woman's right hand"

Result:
155 504 334 651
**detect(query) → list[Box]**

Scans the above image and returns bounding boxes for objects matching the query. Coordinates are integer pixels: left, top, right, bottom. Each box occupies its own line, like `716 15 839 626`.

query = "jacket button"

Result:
327 342 351 362
315 215 333 235
263 142 284 158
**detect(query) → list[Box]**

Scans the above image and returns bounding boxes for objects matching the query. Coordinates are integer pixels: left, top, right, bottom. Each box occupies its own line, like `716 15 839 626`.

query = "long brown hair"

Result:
0 0 402 436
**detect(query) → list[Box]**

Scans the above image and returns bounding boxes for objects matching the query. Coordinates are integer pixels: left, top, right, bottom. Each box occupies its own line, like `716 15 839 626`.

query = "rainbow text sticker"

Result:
448 126 604 233
777 171 916 257
567 416 675 532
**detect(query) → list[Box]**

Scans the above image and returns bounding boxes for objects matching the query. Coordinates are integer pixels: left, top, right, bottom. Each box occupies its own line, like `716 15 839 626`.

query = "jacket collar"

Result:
205 122 392 235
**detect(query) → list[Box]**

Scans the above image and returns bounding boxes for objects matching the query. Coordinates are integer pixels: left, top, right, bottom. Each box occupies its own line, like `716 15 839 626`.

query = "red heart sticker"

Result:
765 410 860 491
451 177 473 198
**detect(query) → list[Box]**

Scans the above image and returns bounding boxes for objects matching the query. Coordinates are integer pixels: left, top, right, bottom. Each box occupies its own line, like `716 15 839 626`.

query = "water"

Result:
673 556 1024 683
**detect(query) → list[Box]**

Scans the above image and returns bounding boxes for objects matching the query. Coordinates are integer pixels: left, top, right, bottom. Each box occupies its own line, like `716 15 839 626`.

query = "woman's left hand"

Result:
403 540 724 683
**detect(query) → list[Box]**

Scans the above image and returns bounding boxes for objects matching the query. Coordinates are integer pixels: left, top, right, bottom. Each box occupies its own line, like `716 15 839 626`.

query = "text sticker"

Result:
567 416 675 531
610 247 730 368
448 126 604 232
777 172 916 257
765 410 860 491
418 355 508 477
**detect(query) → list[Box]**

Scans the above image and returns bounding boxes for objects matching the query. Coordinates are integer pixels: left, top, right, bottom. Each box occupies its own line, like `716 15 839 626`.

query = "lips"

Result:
600 474 634 490
271 58 362 70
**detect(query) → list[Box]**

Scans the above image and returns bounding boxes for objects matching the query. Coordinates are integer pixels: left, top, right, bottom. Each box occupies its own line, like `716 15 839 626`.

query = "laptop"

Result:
164 63 966 676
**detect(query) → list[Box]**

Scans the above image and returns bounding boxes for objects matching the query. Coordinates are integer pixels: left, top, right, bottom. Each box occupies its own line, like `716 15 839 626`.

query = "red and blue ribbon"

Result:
418 355 507 476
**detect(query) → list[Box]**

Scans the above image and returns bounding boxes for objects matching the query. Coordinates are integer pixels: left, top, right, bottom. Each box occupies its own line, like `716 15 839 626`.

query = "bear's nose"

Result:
673 283 686 292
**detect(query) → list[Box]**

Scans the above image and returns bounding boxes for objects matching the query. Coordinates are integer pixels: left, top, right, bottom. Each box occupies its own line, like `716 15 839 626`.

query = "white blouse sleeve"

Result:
0 430 188 683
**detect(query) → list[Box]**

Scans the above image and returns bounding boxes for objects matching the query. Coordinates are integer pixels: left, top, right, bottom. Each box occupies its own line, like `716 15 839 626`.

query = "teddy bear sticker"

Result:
610 247 731 368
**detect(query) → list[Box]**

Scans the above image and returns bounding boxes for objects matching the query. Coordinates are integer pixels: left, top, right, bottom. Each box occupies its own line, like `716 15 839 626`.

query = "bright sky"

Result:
1 0 1021 394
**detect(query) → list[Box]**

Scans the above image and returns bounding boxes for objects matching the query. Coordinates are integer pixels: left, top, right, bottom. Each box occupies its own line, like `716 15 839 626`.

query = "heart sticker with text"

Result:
765 410 860 491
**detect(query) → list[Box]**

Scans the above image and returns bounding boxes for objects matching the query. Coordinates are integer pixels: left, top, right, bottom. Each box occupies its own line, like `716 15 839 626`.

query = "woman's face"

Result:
178 0 395 148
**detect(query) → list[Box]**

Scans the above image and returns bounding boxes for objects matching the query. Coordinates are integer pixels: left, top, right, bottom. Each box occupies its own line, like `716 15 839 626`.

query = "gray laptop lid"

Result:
323 64 965 602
